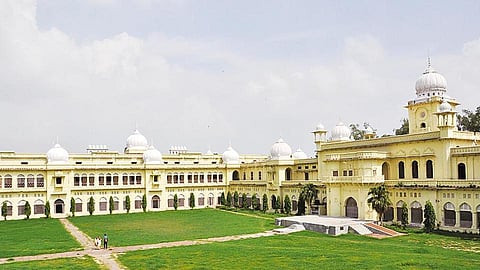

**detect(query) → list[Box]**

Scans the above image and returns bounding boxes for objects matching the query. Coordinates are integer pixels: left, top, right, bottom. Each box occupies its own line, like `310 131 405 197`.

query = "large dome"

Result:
143 145 163 164
270 138 292 160
126 129 148 152
292 148 308 159
415 59 447 99
47 144 69 164
331 122 351 141
222 146 240 164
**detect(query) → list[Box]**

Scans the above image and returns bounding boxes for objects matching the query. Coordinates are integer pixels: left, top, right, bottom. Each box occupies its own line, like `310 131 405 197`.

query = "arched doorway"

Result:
54 199 64 214
396 201 405 222
232 170 239 180
345 197 358 218
459 203 472 228
152 195 160 209
382 162 390 180
444 202 456 226
285 168 291 181
384 206 394 221
458 163 466 179
410 201 423 224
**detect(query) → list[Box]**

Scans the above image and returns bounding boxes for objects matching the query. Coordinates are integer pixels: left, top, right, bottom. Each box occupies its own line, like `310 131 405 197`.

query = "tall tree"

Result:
109 196 114 214
87 197 95 216
226 191 232 207
24 201 31 219
70 197 76 217
173 194 178 210
262 194 268 213
423 200 436 233
233 191 239 208
297 194 306 216
394 118 409 135
45 201 51 218
401 202 409 229
142 194 147 212
2 201 8 220
457 106 480 131
242 193 248 209
251 194 258 210
125 195 131 213
275 195 281 214
367 184 392 224
300 184 319 214
189 193 195 209
283 195 292 215
220 192 226 206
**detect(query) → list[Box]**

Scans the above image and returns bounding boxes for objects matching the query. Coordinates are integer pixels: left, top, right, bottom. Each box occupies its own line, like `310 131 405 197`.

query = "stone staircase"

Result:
364 223 404 237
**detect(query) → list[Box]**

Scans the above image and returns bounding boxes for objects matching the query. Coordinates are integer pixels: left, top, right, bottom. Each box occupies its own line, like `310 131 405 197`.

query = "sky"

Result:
1 0 480 156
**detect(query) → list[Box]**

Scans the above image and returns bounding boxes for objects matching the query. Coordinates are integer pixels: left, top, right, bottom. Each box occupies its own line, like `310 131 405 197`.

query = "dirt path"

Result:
0 219 293 269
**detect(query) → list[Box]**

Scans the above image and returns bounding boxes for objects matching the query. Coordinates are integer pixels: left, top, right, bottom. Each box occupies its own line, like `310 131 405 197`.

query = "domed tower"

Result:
222 146 240 164
124 129 148 154
47 144 69 164
143 145 163 164
270 138 292 160
330 122 352 141
406 58 459 134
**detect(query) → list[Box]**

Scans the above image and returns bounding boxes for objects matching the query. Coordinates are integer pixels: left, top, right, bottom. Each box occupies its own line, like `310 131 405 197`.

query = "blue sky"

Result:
2 0 480 155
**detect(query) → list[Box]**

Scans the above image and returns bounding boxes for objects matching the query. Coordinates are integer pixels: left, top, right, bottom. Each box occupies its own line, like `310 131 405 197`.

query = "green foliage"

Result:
241 193 248 209
226 191 232 207
367 184 391 224
424 200 436 233
300 184 318 214
220 192 226 206
70 197 76 217
275 195 281 214
297 194 306 215
24 201 31 219
87 196 95 216
283 195 291 215
457 106 480 131
394 118 409 135
142 194 147 212
125 195 131 214
251 194 258 210
189 193 195 209
233 191 239 208
173 194 178 210
401 202 409 229
262 194 268 213
2 201 7 220
45 201 51 218
109 196 114 214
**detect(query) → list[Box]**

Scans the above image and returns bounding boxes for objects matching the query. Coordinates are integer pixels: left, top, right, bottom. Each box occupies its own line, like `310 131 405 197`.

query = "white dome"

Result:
415 60 447 99
126 129 148 151
222 146 240 164
47 144 69 164
316 123 325 130
439 100 452 113
270 138 292 160
292 148 308 159
143 145 163 164
331 122 352 141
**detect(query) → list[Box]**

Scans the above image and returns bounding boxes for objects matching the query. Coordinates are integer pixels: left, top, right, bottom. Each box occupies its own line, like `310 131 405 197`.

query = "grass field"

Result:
118 230 480 270
1 256 101 270
0 218 81 258
69 208 276 247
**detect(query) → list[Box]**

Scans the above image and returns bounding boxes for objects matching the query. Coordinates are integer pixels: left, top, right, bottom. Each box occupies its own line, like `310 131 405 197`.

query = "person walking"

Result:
103 233 108 249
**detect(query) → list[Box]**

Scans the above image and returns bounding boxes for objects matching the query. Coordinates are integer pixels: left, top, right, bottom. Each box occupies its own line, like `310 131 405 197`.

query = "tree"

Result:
242 193 248 209
142 194 147 212
220 192 226 206
173 194 178 210
457 106 480 131
275 195 281 213
423 200 436 233
24 201 31 219
252 194 258 210
87 196 95 216
367 184 392 224
284 195 292 215
109 196 114 214
125 195 131 214
1 202 7 220
45 201 51 218
233 191 239 208
300 184 319 214
262 194 268 213
70 197 76 217
401 202 409 229
394 118 409 135
226 191 232 207
189 193 195 209
297 194 306 216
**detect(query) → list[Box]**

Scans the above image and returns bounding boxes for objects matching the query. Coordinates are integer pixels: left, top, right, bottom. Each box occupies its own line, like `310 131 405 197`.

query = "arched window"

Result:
198 193 205 206
232 170 240 180
75 198 83 212
152 195 160 209
4 175 12 188
27 174 35 187
89 174 95 186
396 201 405 222
34 199 44 215
54 199 65 214
426 160 433 179
420 122 426 128
410 201 423 224
459 203 472 228
36 174 44 188
458 163 466 179
81 174 88 186
444 202 456 226
398 161 405 179
382 162 390 180
99 197 108 211
113 197 120 210
17 174 25 188
345 197 358 218
412 161 419 179
135 196 142 209
285 168 292 181
18 200 26 216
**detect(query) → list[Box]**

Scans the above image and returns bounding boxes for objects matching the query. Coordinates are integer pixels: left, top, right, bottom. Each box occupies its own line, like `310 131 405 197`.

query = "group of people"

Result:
94 233 108 249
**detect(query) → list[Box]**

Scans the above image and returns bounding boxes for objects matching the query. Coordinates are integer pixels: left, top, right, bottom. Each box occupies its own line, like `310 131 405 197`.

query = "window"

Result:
113 174 119 185
106 174 112 185
167 174 172 184
333 171 338 177
180 174 185 184
219 174 223 182
232 171 240 180
194 174 198 183
420 122 426 128
348 170 353 176
426 160 433 178
99 174 104 185
26 174 34 187
258 172 262 180
200 174 204 183
207 173 212 183
412 161 419 179
304 172 309 180
458 163 466 179
17 174 25 188
36 174 44 188
285 168 291 181
89 174 95 186
74 175 80 186
173 174 179 184
34 201 44 214
56 177 62 185
129 175 135 185
136 174 142 185
213 174 217 183
99 198 107 211
398 161 405 179
343 170 347 176
154 175 159 183
122 174 128 185
187 174 192 183
4 175 12 188
81 174 87 186
135 197 142 209
250 172 253 180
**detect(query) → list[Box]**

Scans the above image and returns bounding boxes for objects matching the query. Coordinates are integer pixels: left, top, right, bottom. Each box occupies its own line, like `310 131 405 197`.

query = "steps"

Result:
364 223 403 237
349 224 373 235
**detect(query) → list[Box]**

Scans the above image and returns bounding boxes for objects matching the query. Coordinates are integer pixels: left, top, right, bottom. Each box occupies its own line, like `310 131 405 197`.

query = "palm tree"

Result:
367 184 391 224
300 184 319 214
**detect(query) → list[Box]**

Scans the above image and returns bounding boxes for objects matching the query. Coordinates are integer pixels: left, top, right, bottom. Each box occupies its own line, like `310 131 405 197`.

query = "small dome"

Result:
222 146 240 164
439 100 452 113
47 144 69 164
270 138 292 160
315 123 325 131
331 122 351 141
126 129 148 151
415 59 447 99
292 148 308 159
143 145 163 164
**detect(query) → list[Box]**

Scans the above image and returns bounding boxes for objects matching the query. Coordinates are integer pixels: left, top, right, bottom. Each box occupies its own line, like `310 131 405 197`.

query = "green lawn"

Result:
0 218 81 258
69 209 276 247
1 256 102 270
118 231 480 270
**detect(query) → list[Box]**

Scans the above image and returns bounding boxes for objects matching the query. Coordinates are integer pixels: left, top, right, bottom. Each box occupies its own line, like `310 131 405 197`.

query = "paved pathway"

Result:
0 219 292 269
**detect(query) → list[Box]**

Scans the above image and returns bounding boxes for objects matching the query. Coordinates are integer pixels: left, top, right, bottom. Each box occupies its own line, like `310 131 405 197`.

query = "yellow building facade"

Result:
1 61 479 233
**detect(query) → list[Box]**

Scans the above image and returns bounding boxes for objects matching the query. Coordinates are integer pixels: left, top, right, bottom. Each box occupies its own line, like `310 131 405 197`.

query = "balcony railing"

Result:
384 179 480 188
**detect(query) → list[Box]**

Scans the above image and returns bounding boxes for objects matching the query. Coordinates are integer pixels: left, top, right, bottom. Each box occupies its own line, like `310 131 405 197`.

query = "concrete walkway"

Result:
0 218 292 269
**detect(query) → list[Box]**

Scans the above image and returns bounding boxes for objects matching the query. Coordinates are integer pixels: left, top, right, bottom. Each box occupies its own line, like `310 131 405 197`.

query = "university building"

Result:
1 61 479 233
